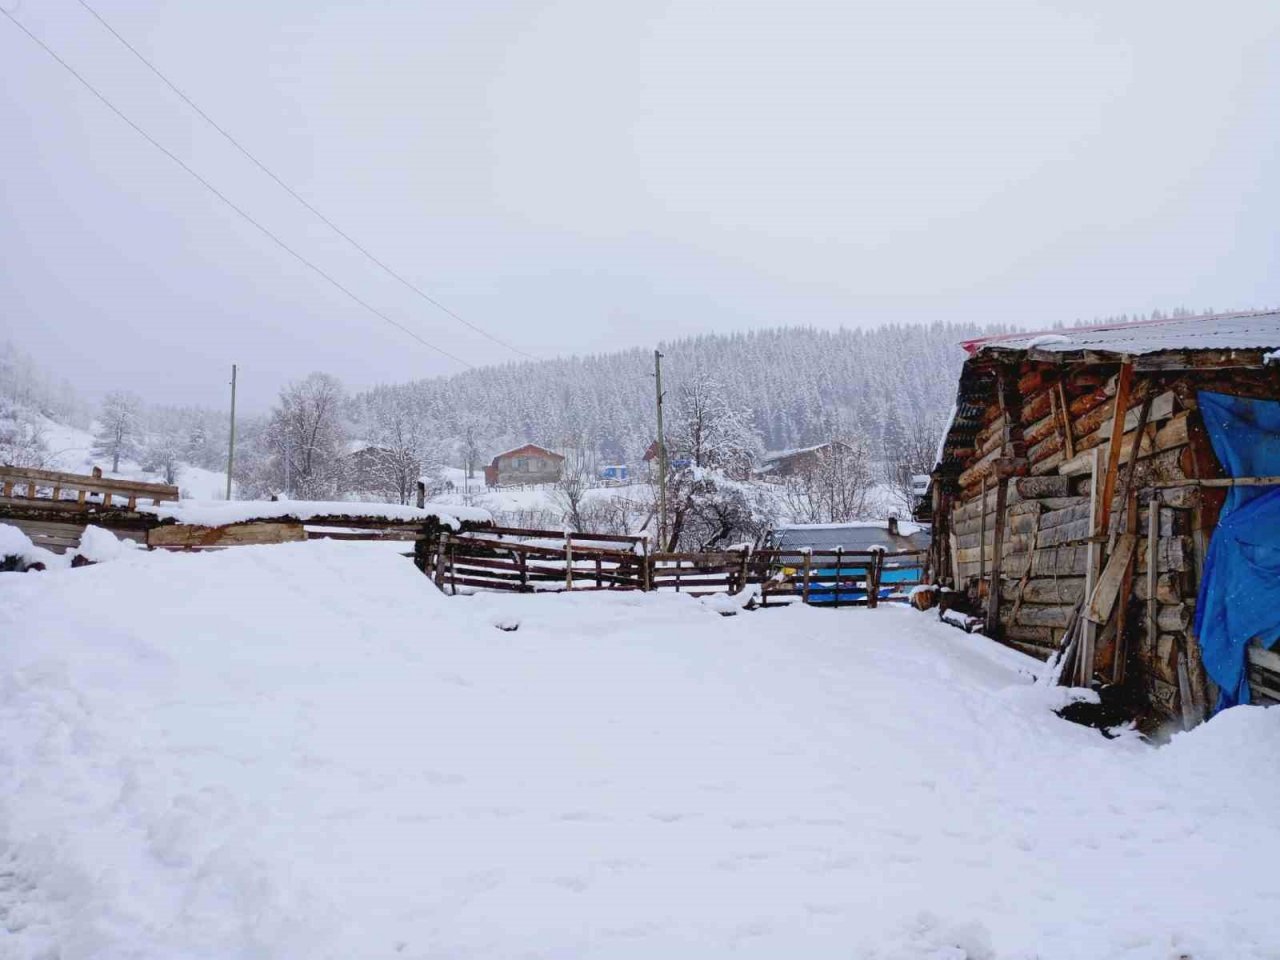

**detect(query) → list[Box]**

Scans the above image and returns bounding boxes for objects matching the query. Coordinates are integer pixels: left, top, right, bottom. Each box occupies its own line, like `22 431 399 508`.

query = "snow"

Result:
0 523 62 569
2 542 1279 958
139 497 491 528
775 519 925 536
1025 333 1073 349
74 525 144 563
36 415 232 500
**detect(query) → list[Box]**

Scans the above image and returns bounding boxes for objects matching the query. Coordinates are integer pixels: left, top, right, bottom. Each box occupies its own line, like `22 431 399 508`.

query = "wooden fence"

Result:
430 525 926 604
0 465 178 554
757 548 927 608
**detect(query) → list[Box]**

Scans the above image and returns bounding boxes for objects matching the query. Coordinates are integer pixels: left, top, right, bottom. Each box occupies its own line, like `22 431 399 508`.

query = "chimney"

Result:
887 515 899 537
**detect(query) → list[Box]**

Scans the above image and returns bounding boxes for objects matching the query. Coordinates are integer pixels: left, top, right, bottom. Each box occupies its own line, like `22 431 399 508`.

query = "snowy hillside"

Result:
32 415 230 500
2 539 1277 958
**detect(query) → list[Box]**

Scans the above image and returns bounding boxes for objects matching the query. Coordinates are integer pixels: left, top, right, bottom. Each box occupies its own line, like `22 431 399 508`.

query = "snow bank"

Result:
74 524 145 563
0 522 62 570
1 546 1278 958
139 497 491 528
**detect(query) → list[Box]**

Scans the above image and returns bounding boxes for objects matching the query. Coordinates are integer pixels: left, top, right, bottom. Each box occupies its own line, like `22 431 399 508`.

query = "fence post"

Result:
642 542 652 592
868 550 882 609
596 556 602 589
434 533 449 589
565 538 574 591
834 548 843 609
735 547 749 596
416 481 426 509
802 551 812 605
675 557 681 592
519 548 529 592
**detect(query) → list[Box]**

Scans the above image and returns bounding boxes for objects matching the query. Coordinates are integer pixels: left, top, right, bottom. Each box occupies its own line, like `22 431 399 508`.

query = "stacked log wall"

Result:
944 360 1279 723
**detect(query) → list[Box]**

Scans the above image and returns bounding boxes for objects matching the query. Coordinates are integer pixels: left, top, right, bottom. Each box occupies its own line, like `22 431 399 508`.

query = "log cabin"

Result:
919 310 1280 728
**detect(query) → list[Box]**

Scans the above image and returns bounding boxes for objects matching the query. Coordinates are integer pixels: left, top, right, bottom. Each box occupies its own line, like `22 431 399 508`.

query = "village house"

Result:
921 310 1280 729
483 443 564 487
755 441 851 480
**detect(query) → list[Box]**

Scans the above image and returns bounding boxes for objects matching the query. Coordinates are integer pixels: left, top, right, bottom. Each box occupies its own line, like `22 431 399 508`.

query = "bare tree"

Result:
551 456 592 531
779 438 874 523
248 373 350 499
91 391 142 472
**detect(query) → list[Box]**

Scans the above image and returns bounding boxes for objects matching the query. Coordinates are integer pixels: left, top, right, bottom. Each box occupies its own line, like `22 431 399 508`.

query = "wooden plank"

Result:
1079 448 1102 686
985 478 1008 634
1085 533 1137 624
0 465 178 501
1095 361 1134 540
147 521 306 548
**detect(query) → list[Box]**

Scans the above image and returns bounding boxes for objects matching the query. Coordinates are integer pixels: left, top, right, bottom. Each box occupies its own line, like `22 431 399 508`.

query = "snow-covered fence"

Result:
434 526 650 594
0 464 178 554
432 526 755 597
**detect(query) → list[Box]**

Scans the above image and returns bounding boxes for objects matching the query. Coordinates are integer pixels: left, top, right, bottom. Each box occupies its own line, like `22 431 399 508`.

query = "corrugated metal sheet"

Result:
962 310 1280 357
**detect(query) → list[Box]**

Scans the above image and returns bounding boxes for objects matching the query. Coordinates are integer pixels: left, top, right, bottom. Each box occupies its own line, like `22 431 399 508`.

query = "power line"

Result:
73 0 537 362
1 7 473 368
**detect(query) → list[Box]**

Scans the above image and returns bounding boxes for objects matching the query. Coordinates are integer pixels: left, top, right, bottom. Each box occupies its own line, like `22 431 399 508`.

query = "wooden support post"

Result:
736 547 749 596
867 551 882 609
565 539 574 591
416 481 426 509
1109 389 1153 552
520 550 530 592
834 549 843 609
434 533 449 588
1145 495 1159 666
1054 381 1075 460
802 551 812 604
1079 448 1103 686
674 557 681 592
595 556 602 589
977 477 988 587
642 544 652 592
1096 360 1135 542
448 540 458 596
1113 487 1138 685
985 477 1008 636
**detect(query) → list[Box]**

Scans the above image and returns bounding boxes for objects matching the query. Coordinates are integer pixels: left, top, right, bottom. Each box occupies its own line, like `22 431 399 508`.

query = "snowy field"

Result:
1 539 1278 959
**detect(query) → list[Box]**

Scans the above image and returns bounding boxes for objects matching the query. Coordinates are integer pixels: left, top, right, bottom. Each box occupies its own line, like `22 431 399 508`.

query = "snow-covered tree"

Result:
0 396 47 467
91 391 141 472
350 385 439 504
246 373 350 500
141 432 184 485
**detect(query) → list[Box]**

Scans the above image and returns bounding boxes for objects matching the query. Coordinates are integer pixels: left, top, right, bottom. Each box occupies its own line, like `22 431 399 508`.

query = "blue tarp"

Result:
1192 391 1280 710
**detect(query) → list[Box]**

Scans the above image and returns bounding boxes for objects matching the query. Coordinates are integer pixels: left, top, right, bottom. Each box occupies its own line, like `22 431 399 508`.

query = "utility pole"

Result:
654 349 669 549
225 363 237 500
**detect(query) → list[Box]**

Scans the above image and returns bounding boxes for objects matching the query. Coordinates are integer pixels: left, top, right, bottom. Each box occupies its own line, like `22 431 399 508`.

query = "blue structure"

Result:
599 464 629 482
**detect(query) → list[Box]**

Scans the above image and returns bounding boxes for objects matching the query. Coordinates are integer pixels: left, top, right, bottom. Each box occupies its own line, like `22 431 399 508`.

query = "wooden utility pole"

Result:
225 363 237 500
654 349 669 549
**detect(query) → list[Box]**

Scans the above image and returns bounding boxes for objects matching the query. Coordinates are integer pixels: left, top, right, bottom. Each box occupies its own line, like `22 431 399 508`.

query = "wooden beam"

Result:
1078 447 1102 686
1095 361 1134 541
985 477 1009 636
1109 390 1154 552
147 521 305 549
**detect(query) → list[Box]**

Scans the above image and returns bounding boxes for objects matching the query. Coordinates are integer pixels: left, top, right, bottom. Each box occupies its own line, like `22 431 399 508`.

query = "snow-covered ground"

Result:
1 538 1278 958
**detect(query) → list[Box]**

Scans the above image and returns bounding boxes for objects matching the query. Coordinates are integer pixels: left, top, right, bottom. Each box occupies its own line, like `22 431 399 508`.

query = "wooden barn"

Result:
921 311 1280 728
483 444 564 487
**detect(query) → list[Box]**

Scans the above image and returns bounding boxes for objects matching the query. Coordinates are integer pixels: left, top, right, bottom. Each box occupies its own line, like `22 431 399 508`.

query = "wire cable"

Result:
73 0 536 362
1 7 474 368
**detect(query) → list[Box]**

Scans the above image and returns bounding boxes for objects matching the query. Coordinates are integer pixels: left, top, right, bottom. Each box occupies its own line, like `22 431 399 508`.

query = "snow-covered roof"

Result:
138 498 491 529
962 310 1280 359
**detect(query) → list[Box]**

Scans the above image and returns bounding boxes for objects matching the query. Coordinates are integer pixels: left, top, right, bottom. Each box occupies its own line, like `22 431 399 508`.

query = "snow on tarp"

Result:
3 543 1279 956
137 497 491 529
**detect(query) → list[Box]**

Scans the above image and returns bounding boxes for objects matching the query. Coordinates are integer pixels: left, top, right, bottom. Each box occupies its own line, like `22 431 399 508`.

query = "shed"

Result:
923 310 1280 727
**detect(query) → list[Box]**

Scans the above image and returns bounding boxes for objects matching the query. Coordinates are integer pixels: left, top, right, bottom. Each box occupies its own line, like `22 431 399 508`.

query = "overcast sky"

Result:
2 0 1278 410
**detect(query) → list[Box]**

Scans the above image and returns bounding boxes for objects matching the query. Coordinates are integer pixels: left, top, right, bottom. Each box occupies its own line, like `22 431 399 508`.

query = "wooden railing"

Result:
0 465 178 510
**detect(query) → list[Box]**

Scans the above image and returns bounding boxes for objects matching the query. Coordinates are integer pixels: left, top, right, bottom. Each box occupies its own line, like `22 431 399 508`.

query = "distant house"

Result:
483 444 564 487
757 441 852 480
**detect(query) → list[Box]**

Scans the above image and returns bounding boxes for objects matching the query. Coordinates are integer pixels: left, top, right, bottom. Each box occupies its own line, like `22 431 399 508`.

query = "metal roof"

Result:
961 310 1280 358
